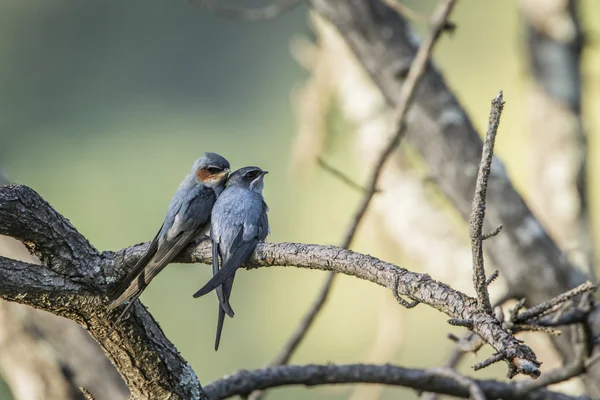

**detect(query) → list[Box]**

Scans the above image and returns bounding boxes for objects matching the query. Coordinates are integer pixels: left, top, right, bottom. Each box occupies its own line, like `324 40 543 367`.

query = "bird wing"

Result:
108 224 163 308
194 225 253 298
193 195 267 298
108 188 215 324
213 233 234 317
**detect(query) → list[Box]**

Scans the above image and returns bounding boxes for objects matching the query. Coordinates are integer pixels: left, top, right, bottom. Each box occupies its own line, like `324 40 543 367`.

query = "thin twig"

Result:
516 326 587 394
382 0 456 33
317 157 374 193
473 352 505 371
485 270 500 286
513 282 595 324
260 0 459 392
194 0 304 22
80 388 96 400
469 91 505 315
422 295 513 400
482 225 503 240
267 272 335 366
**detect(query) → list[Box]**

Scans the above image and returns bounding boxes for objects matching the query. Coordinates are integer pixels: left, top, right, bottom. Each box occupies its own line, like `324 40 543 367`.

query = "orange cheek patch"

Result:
196 168 211 182
197 169 228 184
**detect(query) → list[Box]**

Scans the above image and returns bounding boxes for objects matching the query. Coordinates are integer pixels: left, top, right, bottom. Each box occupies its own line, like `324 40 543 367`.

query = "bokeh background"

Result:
0 1 599 399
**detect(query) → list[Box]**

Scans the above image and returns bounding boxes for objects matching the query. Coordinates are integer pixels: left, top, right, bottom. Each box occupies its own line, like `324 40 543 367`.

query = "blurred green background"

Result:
0 1 599 399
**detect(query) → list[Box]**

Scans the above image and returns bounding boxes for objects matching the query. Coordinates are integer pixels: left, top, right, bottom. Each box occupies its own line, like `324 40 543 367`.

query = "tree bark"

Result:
0 172 128 400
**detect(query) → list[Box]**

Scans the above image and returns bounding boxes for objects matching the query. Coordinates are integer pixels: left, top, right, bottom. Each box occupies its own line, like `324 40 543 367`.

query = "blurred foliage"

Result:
0 1 599 399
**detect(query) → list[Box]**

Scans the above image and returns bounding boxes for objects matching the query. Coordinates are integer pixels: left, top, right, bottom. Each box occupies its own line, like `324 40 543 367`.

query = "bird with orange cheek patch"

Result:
108 152 230 327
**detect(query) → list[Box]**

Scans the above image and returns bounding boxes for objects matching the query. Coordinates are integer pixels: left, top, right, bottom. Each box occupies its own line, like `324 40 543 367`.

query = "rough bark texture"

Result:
0 185 205 400
307 0 600 395
0 172 127 400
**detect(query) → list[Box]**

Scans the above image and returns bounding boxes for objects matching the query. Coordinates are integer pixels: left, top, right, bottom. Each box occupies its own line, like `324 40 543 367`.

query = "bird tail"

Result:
214 275 236 350
215 305 226 351
108 264 153 312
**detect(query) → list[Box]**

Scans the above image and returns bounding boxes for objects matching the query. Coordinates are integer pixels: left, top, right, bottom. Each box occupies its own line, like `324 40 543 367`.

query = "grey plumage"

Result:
108 153 230 327
193 166 269 350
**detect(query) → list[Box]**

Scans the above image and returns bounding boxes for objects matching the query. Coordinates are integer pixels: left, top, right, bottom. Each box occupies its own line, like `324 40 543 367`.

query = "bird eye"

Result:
206 167 222 174
245 170 260 180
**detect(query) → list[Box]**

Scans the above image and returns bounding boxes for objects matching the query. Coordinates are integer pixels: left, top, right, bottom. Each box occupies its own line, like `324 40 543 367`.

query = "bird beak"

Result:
261 171 269 176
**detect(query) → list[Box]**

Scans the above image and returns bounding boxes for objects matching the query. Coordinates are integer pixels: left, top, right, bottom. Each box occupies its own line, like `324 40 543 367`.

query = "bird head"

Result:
226 166 268 194
192 152 231 193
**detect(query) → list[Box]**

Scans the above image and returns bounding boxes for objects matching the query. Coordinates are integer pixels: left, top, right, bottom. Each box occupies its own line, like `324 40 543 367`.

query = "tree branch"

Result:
203 363 588 400
520 0 593 284
0 185 205 400
316 157 370 193
306 0 600 395
103 237 539 377
0 183 545 390
469 92 504 314
265 0 458 381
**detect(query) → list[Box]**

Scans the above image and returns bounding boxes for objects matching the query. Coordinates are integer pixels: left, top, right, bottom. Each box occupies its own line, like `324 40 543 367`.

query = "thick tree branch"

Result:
203 363 587 400
0 170 127 400
0 185 205 400
307 0 600 395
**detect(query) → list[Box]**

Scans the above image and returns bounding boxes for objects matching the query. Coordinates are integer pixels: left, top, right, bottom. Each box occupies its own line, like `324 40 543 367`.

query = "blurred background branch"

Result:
520 0 593 281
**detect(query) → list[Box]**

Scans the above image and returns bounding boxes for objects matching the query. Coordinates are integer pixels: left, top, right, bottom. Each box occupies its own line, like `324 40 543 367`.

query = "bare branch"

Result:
0 185 205 400
482 225 503 241
519 0 594 284
266 0 458 380
423 296 515 400
203 363 587 400
486 270 500 286
317 157 371 193
0 184 543 383
307 0 600 394
470 91 504 315
194 0 304 22
267 272 335 366
381 0 456 32
516 330 587 394
512 282 595 324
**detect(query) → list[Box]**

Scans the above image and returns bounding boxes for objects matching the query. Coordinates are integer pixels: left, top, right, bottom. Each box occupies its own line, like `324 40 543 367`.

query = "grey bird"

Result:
108 153 230 326
193 166 269 350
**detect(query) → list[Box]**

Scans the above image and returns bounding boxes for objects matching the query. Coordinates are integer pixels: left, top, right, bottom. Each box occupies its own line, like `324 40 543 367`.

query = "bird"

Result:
193 166 269 350
108 152 230 327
